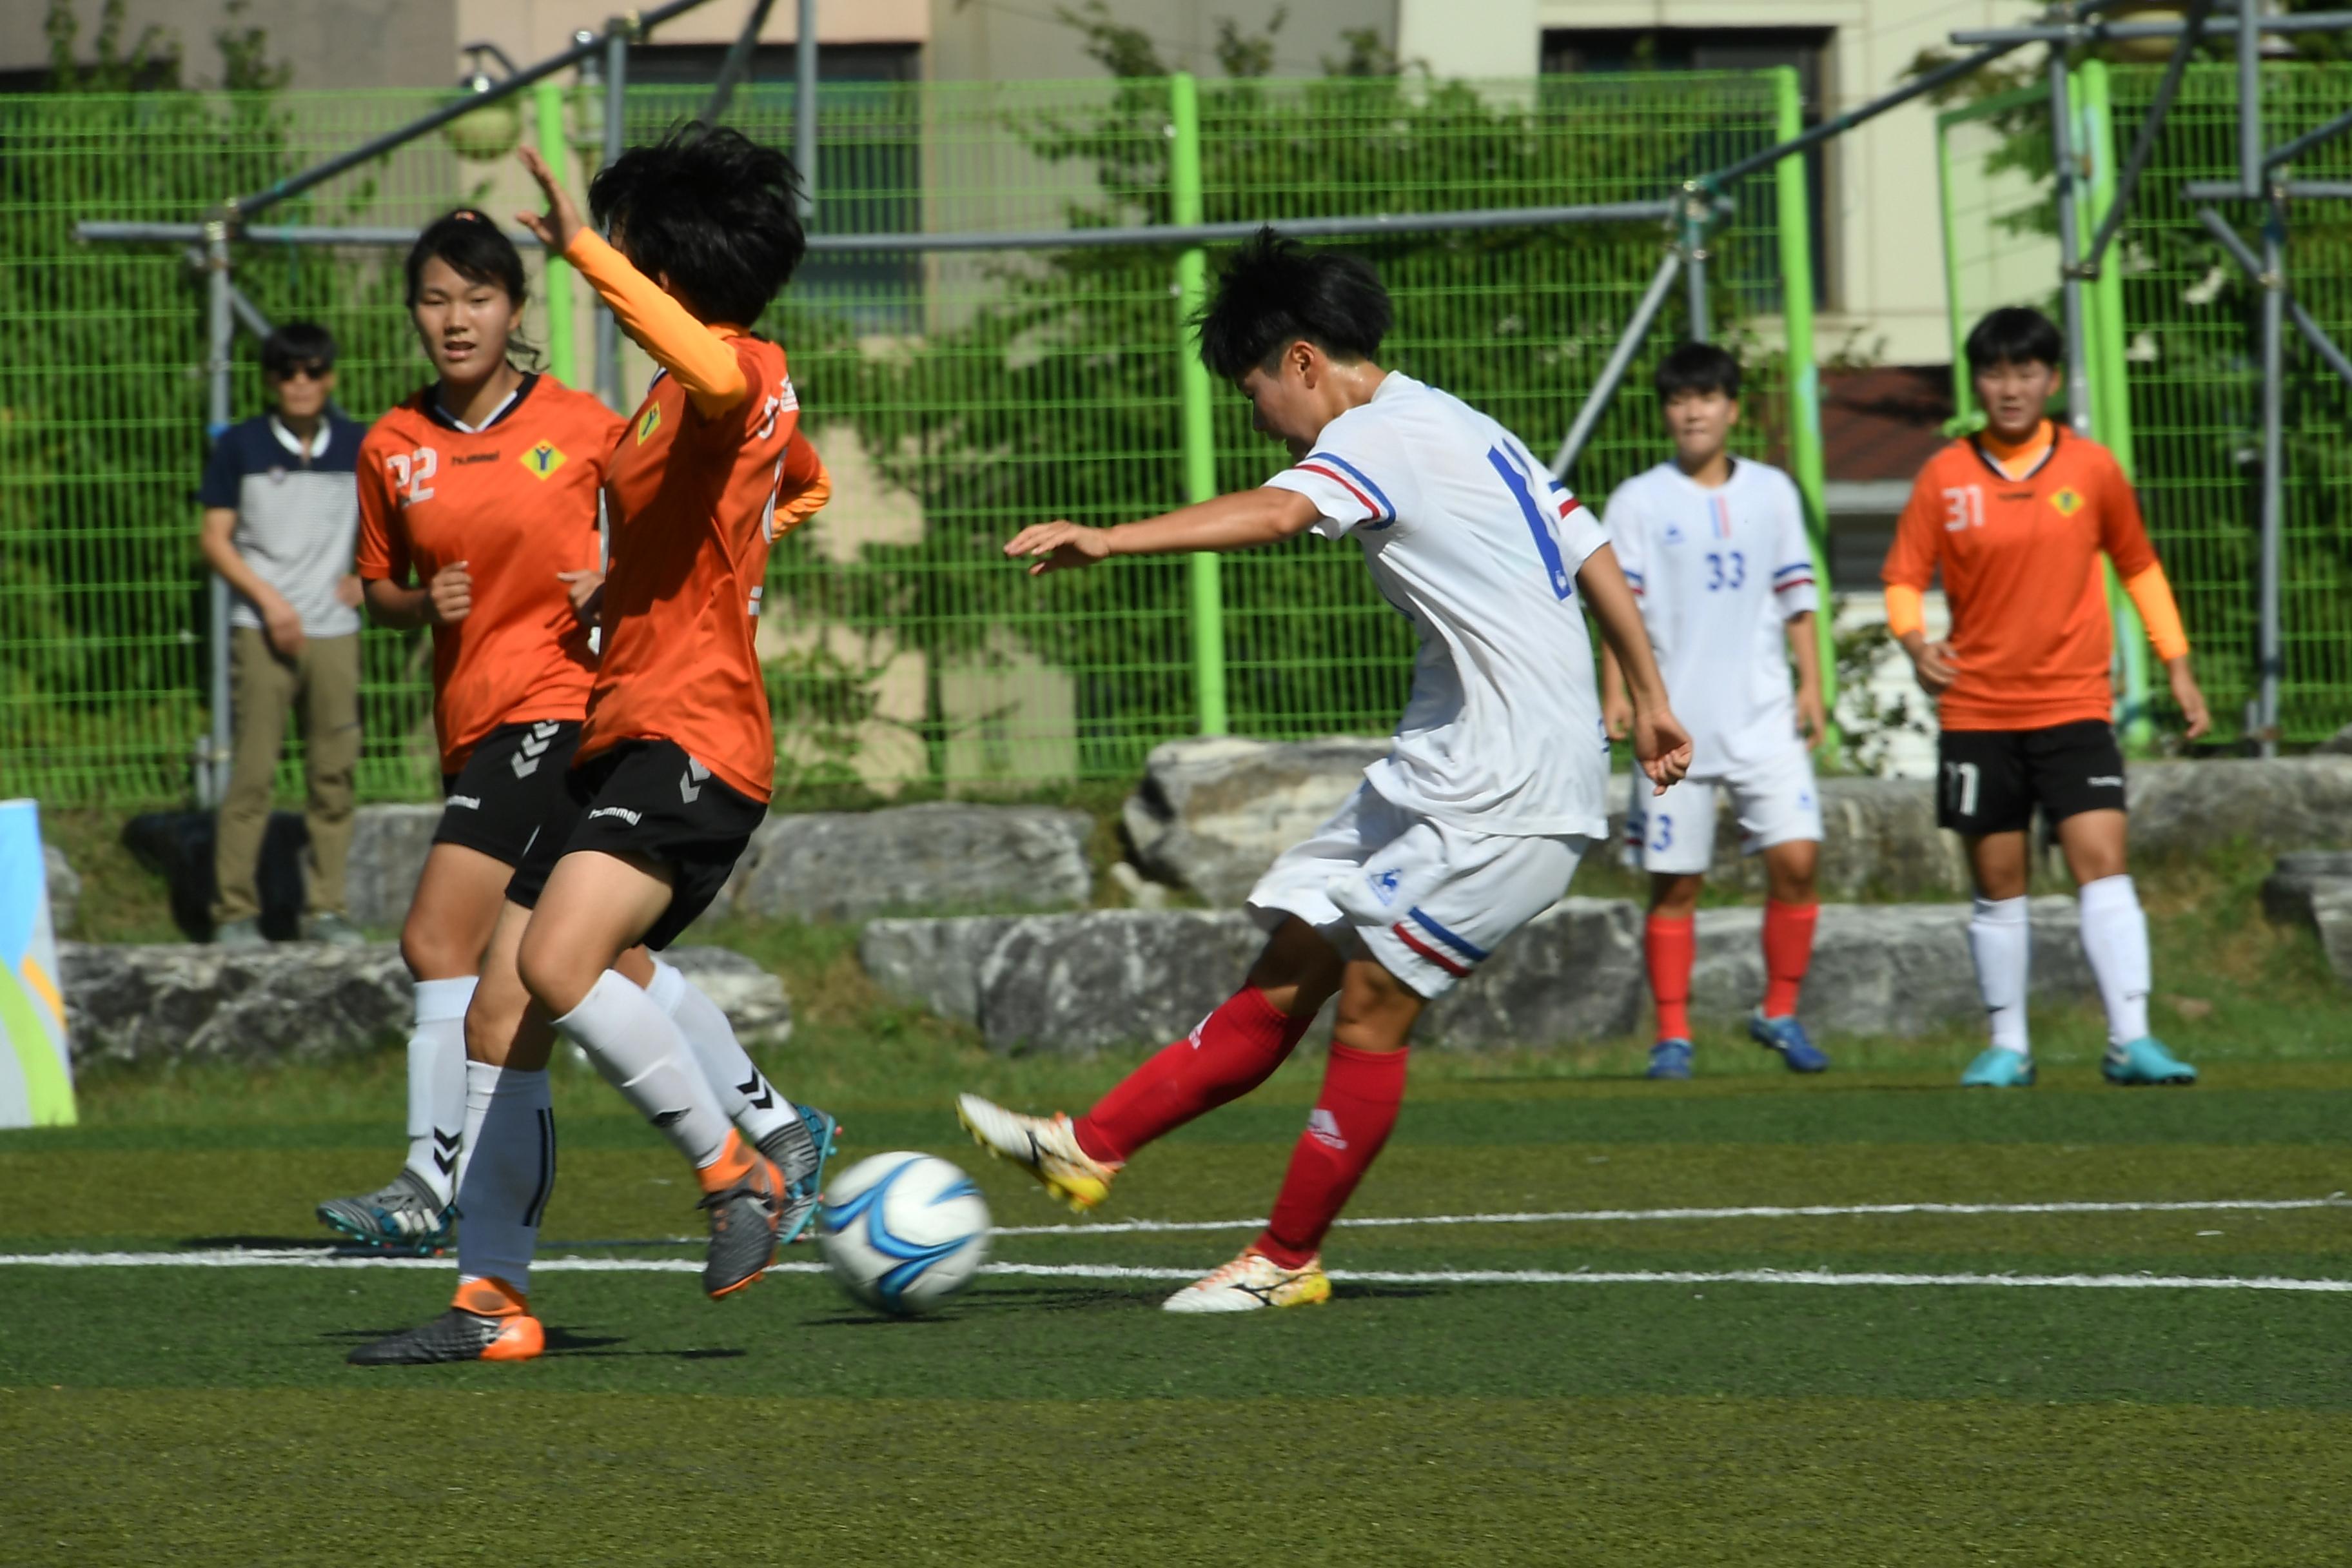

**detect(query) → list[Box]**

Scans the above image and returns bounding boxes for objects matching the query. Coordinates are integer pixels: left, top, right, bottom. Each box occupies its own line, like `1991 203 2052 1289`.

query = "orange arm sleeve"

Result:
1885 582 1926 641
2122 563 2190 662
562 230 748 418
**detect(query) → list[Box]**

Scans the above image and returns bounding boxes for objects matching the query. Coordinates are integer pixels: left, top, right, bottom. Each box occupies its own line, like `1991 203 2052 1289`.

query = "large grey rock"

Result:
2128 758 2352 859
59 940 790 1067
1122 736 1389 906
732 803 1092 922
859 916 1020 1026
1689 898 2093 1038
972 910 1267 1054
2259 850 2352 925
2309 886 2352 987
345 805 441 930
1691 777 1969 899
1418 899 1644 1048
43 843 78 934
863 897 2104 1054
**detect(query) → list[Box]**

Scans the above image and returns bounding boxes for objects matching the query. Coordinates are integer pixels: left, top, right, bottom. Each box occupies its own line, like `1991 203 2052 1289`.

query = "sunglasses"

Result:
271 362 333 382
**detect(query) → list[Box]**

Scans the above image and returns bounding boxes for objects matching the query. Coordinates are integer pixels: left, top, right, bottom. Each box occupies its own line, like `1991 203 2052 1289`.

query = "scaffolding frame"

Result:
72 0 2352 798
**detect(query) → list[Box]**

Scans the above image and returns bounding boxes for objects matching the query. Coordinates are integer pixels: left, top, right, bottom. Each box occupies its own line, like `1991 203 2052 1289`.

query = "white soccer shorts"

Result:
1621 744 1822 877
1246 783 1589 1001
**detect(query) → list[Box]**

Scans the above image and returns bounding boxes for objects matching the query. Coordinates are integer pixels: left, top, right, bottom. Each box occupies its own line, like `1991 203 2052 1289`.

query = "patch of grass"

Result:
37 806 181 943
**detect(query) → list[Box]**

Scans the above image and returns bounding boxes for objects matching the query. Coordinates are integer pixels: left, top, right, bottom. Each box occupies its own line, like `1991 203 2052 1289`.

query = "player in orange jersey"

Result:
322 211 833 1282
349 150 830 1363
1884 307 2210 1090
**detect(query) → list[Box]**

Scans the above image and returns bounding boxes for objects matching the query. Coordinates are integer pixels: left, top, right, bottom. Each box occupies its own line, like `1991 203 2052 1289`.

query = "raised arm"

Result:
1004 489 1322 575
516 146 749 418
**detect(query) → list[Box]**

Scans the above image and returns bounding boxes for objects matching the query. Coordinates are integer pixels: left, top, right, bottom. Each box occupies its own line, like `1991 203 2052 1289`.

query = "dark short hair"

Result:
407 208 527 308
1654 342 1741 402
588 122 807 326
1196 226 1391 381
1965 306 2063 371
260 322 336 378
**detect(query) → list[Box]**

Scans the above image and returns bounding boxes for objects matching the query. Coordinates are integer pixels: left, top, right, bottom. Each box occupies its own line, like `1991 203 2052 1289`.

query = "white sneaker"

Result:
1161 1249 1332 1314
955 1093 1119 1214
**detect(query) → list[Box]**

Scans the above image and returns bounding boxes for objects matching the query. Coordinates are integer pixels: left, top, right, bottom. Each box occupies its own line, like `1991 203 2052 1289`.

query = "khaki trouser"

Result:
213 627 360 924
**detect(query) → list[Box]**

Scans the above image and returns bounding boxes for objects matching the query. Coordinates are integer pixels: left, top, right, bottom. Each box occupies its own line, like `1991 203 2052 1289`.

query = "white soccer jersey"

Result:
1262 372 1612 839
1603 458 1819 775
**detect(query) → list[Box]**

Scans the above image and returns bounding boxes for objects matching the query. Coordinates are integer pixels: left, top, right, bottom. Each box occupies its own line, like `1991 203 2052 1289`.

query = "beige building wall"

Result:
1541 0 2028 364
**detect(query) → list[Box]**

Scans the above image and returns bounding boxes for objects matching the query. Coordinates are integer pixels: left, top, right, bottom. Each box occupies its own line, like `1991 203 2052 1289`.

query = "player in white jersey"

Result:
1601 344 1829 1081
957 228 1692 1312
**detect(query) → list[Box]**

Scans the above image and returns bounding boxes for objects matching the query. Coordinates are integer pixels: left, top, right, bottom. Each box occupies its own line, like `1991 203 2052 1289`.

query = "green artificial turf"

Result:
6 1059 2351 1564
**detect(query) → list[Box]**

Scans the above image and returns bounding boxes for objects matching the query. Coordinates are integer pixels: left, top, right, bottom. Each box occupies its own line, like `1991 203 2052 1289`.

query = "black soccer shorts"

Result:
433 719 583 867
504 738 766 950
1936 719 2127 836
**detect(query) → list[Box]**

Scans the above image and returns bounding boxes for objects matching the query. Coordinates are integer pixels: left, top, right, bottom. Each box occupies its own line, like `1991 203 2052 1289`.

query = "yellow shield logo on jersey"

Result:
2051 485 2084 516
520 440 567 480
635 404 662 445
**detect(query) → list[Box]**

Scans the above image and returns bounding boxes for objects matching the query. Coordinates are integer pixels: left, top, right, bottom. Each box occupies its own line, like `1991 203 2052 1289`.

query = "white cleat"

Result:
955 1093 1119 1214
1161 1249 1333 1314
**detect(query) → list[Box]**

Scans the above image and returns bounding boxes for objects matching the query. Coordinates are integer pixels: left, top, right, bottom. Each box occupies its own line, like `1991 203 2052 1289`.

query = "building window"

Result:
1542 28 1832 311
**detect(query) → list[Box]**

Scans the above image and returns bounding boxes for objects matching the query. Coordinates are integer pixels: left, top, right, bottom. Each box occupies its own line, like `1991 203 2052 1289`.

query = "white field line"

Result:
4 1250 2352 1294
992 1195 2349 1238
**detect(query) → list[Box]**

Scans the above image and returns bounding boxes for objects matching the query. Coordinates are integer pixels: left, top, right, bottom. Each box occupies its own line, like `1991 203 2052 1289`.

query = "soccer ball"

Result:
817 1152 992 1315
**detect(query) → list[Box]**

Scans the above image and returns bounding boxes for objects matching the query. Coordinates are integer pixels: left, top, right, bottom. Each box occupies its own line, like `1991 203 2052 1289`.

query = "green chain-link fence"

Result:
1 70 1805 806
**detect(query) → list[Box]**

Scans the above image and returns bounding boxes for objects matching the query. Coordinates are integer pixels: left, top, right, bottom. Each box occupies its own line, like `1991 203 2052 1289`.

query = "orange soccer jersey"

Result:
356 375 625 773
583 333 810 803
1883 425 2166 732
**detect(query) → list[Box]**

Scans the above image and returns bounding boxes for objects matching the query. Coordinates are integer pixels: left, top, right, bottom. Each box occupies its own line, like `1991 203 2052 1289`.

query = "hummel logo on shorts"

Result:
2086 774 2124 788
589 806 643 826
447 794 482 810
1306 1108 1348 1151
679 759 710 805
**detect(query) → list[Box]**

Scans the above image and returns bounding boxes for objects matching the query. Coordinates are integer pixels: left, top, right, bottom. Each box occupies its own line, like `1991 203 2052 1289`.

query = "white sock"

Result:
453 1061 554 1298
2078 874 2151 1050
647 959 797 1149
401 977 475 1205
1968 896 2032 1056
554 969 732 1170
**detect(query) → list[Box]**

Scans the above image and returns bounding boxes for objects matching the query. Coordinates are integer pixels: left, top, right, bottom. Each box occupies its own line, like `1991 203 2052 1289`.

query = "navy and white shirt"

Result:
199 413 366 638
1603 458 1818 776
1262 372 1612 840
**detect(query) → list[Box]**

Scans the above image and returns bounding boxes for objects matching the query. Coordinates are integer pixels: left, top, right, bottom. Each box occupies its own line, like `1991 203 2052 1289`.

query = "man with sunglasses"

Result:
197 322 368 946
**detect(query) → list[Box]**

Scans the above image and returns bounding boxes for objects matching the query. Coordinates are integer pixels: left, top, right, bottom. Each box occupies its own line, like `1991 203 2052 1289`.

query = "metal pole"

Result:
2238 0 2262 197
596 23 628 411
2257 201 2285 754
2266 102 2352 170
203 223 235 809
703 0 776 126
2184 179 2352 200
795 0 818 220
534 80 578 387
2080 0 2210 277
1772 65 1839 753
1936 101 1977 424
2047 53 2095 438
1703 37 2026 190
1951 12 2352 46
230 0 719 219
1169 72 1226 738
1548 248 1684 480
2288 298 2352 393
1681 191 1709 344
2080 61 2151 746
81 201 1683 254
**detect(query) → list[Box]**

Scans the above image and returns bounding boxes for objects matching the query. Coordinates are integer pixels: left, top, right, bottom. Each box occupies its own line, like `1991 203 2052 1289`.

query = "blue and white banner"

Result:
0 799 75 1128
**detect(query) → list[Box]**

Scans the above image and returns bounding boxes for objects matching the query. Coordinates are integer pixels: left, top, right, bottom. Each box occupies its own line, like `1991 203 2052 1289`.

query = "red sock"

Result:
1762 899 1819 1019
1255 1043 1408 1268
1073 986 1315 1164
1645 912 1696 1041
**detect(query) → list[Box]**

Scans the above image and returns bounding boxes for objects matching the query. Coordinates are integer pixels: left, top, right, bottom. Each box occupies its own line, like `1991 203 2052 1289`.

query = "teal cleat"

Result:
1961 1048 2035 1088
761 1104 841 1245
2102 1036 2197 1086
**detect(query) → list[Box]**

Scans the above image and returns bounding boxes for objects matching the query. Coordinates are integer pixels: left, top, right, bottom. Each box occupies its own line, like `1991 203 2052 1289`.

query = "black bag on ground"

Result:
121 810 308 942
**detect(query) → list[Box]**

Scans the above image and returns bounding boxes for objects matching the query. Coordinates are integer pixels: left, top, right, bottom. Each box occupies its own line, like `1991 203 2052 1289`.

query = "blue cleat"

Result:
1961 1047 2036 1088
2102 1036 2197 1086
1645 1039 1694 1080
1749 1010 1830 1073
762 1103 841 1245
